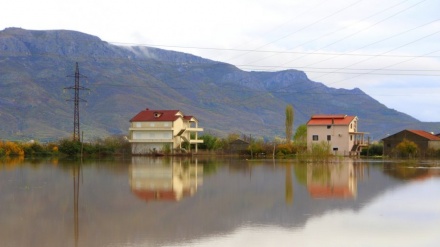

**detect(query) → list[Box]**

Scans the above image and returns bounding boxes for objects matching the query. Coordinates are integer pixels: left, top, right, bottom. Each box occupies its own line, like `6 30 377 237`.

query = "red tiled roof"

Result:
184 115 198 121
132 190 179 201
407 130 440 141
307 114 356 126
130 109 182 122
131 189 193 202
308 185 354 198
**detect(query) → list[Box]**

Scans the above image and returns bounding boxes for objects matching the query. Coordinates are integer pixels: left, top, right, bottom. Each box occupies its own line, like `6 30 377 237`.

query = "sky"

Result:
2 0 440 121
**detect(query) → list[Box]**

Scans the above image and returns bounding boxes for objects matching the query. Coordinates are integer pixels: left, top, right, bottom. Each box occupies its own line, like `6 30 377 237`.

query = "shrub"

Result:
58 139 82 156
1 141 25 156
311 141 331 157
395 139 419 158
276 143 295 155
361 142 383 156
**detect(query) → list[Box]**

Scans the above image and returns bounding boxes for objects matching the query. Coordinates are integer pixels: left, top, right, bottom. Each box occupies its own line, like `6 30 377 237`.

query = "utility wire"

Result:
283 0 431 67
247 0 413 65
221 0 364 63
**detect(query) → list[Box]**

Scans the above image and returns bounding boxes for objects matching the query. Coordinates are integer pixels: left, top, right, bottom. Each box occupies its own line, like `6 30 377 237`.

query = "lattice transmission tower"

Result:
65 62 89 142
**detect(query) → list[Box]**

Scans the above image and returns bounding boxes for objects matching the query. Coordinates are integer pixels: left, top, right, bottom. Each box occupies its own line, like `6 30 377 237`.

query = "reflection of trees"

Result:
294 163 307 186
0 156 25 170
310 164 331 184
383 163 440 180
285 164 293 204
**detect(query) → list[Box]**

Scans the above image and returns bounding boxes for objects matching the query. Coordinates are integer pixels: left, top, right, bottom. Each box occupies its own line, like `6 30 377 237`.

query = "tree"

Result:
395 138 419 158
199 134 220 150
293 124 307 153
285 104 294 143
294 124 307 143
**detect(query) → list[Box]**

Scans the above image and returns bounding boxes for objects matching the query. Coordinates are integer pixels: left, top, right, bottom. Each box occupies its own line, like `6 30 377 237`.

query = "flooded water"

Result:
1 157 439 247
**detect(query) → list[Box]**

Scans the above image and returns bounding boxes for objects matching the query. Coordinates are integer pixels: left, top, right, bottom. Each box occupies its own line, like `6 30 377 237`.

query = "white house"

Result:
306 114 367 156
128 108 203 155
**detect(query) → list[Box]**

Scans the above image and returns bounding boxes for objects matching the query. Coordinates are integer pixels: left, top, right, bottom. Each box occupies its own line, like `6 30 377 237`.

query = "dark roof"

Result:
382 129 440 141
230 139 250 145
130 109 181 122
407 130 440 141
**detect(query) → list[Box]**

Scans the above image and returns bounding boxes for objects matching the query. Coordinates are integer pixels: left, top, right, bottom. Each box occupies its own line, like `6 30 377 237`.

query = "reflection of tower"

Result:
72 165 80 247
285 164 293 204
129 157 203 202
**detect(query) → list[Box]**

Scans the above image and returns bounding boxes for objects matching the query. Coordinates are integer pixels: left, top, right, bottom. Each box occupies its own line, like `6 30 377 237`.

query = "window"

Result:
327 125 331 129
312 135 319 141
350 135 353 141
135 122 141 128
327 135 331 141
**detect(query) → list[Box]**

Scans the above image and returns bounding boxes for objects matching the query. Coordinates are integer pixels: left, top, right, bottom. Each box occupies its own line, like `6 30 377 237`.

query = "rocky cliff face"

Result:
0 28 436 141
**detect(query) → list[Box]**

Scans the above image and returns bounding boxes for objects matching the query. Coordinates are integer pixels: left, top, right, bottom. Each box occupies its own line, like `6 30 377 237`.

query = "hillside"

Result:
1 27 439 142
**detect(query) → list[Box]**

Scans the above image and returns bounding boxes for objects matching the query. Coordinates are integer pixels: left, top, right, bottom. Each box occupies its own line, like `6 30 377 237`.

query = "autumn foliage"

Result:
0 141 25 157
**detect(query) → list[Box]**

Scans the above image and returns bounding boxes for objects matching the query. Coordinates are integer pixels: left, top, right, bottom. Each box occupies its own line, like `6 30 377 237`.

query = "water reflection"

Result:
1 158 439 247
306 161 358 199
72 164 80 247
383 162 440 181
129 157 203 202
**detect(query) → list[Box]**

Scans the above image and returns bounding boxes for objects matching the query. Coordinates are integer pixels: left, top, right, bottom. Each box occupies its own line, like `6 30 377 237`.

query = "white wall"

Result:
132 131 172 140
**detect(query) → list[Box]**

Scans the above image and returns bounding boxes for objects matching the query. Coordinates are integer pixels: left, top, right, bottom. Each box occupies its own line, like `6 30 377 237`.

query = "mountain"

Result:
1 27 439 142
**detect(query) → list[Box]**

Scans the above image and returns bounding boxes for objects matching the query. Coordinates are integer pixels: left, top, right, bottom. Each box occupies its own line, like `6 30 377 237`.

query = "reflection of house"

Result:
306 114 367 156
128 108 203 155
307 162 357 199
129 157 203 202
382 129 440 156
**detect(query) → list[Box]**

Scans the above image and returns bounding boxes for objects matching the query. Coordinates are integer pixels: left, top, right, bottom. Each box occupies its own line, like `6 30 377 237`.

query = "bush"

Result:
361 142 383 156
58 139 82 156
311 141 331 157
276 143 295 155
199 134 220 150
395 139 419 158
0 141 25 156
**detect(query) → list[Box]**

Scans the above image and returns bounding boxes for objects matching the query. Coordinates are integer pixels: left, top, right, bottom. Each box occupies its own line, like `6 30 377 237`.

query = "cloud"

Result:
2 0 440 121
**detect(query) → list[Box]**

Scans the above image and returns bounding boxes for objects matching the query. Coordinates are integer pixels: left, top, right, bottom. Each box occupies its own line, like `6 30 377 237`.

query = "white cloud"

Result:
2 0 440 121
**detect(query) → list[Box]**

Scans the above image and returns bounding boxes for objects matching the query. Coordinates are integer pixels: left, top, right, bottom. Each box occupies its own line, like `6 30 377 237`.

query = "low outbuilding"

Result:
381 129 440 156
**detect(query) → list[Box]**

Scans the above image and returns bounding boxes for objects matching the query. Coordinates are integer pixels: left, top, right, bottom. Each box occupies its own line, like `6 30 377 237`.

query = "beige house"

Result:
129 108 203 155
306 114 367 156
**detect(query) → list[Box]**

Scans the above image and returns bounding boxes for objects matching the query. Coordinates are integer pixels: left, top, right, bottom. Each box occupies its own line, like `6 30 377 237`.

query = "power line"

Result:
65 62 89 142
221 0 365 63
247 0 414 65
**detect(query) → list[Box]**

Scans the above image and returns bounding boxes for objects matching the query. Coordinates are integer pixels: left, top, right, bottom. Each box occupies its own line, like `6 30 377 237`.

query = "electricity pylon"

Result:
65 62 89 142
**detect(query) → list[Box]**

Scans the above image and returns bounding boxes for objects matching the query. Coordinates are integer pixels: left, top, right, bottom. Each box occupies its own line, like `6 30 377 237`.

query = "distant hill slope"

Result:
1 27 439 142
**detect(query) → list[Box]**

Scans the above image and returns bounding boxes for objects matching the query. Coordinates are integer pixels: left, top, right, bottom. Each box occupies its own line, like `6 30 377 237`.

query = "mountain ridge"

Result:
1 28 439 141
